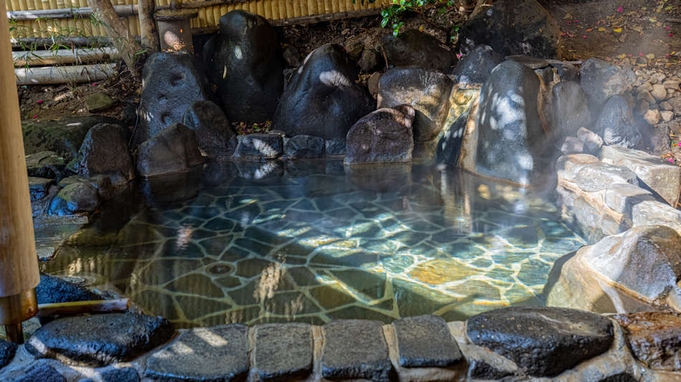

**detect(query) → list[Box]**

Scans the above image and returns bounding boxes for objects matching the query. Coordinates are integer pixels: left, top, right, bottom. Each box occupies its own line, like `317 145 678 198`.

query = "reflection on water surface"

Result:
43 162 586 327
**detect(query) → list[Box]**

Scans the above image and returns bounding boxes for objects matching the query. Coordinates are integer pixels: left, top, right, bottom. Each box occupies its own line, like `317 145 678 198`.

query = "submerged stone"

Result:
145 325 248 381
25 312 174 366
466 307 614 377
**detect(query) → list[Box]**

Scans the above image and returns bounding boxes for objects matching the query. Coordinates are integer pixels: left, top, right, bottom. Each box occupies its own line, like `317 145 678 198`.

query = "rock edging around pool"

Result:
1 307 679 381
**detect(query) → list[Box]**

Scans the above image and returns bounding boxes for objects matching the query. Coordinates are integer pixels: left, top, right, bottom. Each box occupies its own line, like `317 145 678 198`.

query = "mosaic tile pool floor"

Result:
44 164 587 327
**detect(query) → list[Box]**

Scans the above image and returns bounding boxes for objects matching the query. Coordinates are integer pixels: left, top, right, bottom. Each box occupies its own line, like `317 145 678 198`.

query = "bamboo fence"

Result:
6 0 391 40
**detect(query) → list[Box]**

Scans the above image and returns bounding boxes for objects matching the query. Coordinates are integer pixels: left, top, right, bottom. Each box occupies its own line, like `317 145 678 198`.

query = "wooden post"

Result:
0 0 41 343
138 0 159 51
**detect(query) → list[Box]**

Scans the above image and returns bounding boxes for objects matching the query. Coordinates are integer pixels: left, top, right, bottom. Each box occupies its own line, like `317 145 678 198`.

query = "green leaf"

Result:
381 17 390 28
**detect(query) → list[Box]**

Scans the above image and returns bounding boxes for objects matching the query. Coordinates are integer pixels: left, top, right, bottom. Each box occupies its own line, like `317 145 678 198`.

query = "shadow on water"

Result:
42 160 586 327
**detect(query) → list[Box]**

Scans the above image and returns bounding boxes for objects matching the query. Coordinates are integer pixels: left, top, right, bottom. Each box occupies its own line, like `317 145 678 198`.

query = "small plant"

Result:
373 0 458 37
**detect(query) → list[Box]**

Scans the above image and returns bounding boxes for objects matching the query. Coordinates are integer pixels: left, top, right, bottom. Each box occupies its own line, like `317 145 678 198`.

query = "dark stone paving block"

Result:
81 367 140 382
466 307 614 377
10 362 66 382
145 324 249 382
614 312 681 371
253 323 313 382
393 315 463 368
321 319 393 382
0 340 17 369
25 313 174 367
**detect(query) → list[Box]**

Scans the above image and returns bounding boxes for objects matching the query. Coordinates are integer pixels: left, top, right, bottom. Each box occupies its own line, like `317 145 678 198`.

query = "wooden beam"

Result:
12 47 119 67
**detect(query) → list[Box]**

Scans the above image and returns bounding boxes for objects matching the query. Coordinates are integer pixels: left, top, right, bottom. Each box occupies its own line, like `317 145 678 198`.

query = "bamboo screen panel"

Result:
7 0 390 39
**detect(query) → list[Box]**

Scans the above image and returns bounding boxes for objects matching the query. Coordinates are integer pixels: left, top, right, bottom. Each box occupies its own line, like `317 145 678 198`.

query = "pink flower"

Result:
92 82 98 87
36 99 43 105
678 142 681 147
666 26 671 31
32 114 38 119
668 158 675 163
670 33 674 37
566 20 571 25
639 52 644 57
582 35 587 39
574 19 579 23
617 6 623 12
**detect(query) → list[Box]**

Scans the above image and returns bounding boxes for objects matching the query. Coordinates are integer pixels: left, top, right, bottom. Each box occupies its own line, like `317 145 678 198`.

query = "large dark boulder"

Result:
36 274 101 304
203 10 284 123
271 44 375 140
593 95 642 148
47 182 100 216
284 135 325 159
135 52 210 147
580 57 636 114
457 0 562 59
452 44 503 85
377 68 454 143
182 101 237 159
71 123 134 187
136 123 204 177
22 116 120 162
0 340 17 370
25 312 175 367
466 307 614 377
380 30 456 72
345 106 415 165
472 60 546 185
548 81 592 138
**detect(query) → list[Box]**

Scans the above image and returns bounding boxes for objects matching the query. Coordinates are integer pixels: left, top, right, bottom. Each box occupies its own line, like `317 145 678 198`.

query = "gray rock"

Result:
436 102 472 165
580 58 636 114
0 340 17 369
136 123 204 177
135 52 210 147
47 181 99 216
466 307 614 377
284 135 325 159
556 153 601 182
82 367 139 382
380 29 456 72
452 44 503 85
584 225 681 303
577 127 604 153
272 44 374 140
140 166 202 205
182 100 237 159
600 145 681 206
9 362 66 382
344 106 415 165
393 315 462 368
457 0 562 59
84 92 117 112
378 67 454 143
604 183 655 215
575 162 638 192
599 373 639 382
234 133 283 160
36 274 100 305
472 60 545 185
203 10 284 123
321 320 393 381
614 312 681 372
253 323 313 381
25 312 174 367
550 81 592 137
26 151 65 179
22 116 120 162
593 95 642 148
358 49 380 72
560 136 585 154
71 123 134 187
631 200 681 234
636 89 656 105
459 343 519 380
325 139 346 156
146 325 248 382
651 84 668 101
29 177 54 202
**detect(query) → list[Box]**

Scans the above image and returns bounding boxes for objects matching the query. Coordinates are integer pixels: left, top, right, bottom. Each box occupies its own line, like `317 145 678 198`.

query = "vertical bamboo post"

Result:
0 0 41 344
139 0 159 51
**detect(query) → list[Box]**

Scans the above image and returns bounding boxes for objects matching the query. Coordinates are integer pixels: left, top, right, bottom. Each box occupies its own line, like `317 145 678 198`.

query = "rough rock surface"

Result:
22 116 120 162
457 0 562 59
10 362 66 382
472 60 545 185
614 312 681 371
321 320 393 381
182 100 237 159
272 44 375 140
35 274 100 304
0 340 17 370
593 95 642 148
47 181 99 216
145 325 248 381
135 52 209 146
451 45 503 85
574 163 638 192
393 315 462 367
549 81 592 138
380 29 456 72
253 323 313 381
466 307 614 377
136 123 204 177
71 123 134 186
25 313 174 366
284 135 325 159
233 133 283 160
203 10 284 123
377 67 454 143
25 151 65 179
580 58 636 114
344 106 415 165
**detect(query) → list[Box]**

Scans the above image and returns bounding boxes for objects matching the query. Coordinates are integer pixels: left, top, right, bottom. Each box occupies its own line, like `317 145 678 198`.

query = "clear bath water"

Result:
43 162 586 327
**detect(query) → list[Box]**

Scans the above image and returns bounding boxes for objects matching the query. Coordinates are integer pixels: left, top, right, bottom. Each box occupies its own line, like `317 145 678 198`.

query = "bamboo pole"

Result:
7 5 139 20
14 62 117 85
138 0 159 51
0 0 40 343
12 47 119 66
11 36 113 49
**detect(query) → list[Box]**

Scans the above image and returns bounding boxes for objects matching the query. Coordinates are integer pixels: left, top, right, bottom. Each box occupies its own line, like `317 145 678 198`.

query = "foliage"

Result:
360 0 460 38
